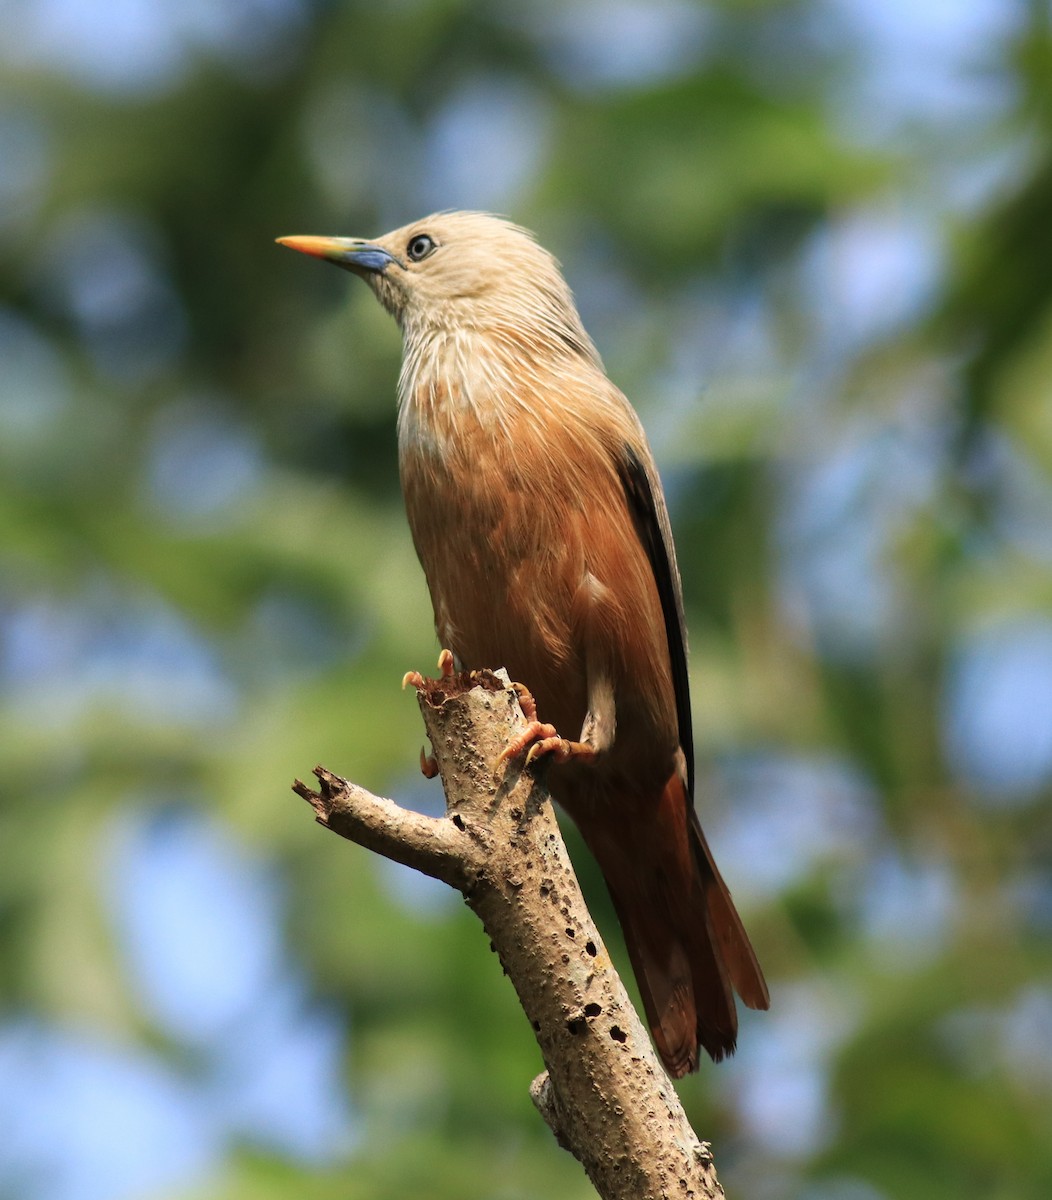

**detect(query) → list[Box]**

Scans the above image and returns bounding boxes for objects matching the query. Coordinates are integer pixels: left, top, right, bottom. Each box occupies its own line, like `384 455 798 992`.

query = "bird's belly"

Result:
438 526 590 737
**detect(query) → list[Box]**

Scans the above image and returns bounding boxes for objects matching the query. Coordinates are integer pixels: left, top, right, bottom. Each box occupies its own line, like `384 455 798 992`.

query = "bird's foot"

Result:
403 650 457 778
499 720 599 769
401 648 456 692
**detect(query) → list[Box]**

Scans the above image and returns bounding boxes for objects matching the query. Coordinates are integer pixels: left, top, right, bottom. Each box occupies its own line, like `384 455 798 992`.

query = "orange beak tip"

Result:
277 235 320 257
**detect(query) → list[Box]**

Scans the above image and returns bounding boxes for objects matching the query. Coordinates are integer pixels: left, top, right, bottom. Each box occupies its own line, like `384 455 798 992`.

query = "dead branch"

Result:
293 669 726 1200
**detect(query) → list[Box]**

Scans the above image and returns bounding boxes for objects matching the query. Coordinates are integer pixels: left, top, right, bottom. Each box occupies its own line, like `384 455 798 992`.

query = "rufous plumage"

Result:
278 212 769 1076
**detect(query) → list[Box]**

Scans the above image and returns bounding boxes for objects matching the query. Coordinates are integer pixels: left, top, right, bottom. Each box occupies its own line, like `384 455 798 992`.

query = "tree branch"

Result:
292 765 478 891
293 669 726 1200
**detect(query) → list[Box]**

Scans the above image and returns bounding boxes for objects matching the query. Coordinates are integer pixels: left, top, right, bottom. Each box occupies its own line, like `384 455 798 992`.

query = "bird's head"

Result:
277 211 599 363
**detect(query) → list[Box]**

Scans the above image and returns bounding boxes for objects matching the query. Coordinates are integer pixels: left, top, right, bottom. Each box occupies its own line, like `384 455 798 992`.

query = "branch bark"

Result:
293 669 726 1200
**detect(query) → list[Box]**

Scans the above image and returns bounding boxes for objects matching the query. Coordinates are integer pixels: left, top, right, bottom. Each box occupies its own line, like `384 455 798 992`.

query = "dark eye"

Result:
406 233 436 262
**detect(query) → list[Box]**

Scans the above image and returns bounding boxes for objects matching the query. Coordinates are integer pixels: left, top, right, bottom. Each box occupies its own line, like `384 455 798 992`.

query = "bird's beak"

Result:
275 235 399 276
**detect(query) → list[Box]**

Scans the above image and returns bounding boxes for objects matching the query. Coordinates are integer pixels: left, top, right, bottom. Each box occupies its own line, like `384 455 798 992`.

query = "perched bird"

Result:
278 212 769 1076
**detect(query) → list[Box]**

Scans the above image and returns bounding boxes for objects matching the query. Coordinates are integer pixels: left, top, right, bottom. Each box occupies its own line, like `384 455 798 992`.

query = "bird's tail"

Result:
580 772 769 1077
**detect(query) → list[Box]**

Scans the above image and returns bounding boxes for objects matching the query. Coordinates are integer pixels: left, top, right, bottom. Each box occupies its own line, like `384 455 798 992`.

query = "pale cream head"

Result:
278 211 601 366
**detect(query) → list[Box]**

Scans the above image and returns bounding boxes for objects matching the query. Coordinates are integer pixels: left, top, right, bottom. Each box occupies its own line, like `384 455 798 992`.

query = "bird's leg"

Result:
403 650 457 777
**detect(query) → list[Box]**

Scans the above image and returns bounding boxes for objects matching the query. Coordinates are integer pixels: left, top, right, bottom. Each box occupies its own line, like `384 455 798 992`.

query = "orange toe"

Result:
498 719 559 765
499 717 600 770
510 681 540 723
525 736 599 768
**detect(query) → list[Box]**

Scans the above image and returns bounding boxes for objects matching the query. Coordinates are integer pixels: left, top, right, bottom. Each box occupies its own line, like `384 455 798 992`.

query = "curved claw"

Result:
525 737 565 766
404 650 457 692
419 746 440 778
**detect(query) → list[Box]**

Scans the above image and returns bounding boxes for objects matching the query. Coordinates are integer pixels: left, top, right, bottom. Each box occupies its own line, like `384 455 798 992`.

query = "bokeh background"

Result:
2 0 1051 1197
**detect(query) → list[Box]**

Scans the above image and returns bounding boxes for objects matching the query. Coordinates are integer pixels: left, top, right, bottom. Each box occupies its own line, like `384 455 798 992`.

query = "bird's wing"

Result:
617 444 694 800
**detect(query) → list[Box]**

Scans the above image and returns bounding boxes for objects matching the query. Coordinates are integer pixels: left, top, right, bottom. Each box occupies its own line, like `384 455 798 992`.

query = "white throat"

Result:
396 325 535 451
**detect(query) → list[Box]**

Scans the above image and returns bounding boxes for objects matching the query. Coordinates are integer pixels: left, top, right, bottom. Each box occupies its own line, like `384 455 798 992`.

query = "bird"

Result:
277 211 769 1077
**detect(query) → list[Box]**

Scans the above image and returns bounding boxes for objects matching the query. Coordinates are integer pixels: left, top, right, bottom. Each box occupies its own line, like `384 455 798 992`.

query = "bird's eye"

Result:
406 234 436 262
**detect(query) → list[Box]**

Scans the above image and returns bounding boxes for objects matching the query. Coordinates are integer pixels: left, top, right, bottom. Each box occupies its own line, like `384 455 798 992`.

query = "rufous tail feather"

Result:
579 772 767 1077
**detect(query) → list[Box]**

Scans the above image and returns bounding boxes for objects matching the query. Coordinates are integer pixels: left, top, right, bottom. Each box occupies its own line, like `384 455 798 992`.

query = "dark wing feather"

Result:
618 445 694 799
